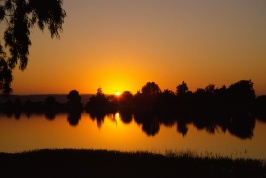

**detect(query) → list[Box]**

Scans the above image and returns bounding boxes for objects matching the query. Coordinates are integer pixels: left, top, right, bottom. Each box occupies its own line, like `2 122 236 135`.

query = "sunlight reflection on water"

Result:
0 113 265 160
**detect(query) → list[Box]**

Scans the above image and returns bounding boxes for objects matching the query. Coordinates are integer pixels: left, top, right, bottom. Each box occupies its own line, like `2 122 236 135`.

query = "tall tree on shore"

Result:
141 82 161 96
67 90 82 111
133 82 161 108
85 88 109 111
176 81 188 96
0 0 66 94
228 80 255 107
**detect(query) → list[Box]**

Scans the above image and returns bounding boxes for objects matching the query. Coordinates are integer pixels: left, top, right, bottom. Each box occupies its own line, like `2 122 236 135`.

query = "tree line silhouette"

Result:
0 79 265 119
86 80 265 118
0 80 266 139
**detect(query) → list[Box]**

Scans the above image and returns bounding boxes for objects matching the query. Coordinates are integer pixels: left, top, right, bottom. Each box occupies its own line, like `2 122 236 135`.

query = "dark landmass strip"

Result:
0 80 266 139
0 149 265 178
0 94 92 104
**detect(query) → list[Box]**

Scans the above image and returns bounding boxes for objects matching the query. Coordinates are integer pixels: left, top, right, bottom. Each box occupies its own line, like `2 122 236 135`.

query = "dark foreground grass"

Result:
0 149 265 178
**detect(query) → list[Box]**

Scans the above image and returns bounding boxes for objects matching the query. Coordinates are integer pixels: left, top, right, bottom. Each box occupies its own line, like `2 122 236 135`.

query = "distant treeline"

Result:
86 80 265 115
0 94 92 105
1 80 266 139
0 80 265 117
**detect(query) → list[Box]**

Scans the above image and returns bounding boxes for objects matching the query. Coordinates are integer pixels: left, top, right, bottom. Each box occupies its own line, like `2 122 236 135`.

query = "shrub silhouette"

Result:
86 88 109 112
67 90 83 112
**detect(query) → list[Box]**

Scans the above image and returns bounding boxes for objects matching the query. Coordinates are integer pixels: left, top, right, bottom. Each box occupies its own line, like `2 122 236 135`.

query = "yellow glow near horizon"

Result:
8 1 266 96
115 91 121 96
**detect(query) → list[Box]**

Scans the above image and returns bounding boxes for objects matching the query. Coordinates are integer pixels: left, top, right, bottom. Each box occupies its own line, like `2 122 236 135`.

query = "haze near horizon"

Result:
8 0 266 95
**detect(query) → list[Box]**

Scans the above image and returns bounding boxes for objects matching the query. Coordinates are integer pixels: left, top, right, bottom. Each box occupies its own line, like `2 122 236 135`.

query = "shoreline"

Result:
1 149 265 177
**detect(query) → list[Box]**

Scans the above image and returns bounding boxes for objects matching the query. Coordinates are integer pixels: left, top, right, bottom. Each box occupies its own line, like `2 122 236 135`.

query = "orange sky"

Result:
7 0 266 95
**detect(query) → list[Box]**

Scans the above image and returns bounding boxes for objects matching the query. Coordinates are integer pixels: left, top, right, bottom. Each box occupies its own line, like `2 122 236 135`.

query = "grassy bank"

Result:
0 149 265 178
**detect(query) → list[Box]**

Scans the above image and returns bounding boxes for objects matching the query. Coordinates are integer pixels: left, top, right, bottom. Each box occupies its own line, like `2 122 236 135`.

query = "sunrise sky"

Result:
7 0 266 95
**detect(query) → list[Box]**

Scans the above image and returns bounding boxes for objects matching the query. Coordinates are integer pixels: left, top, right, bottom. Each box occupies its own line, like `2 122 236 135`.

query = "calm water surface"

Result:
0 113 265 160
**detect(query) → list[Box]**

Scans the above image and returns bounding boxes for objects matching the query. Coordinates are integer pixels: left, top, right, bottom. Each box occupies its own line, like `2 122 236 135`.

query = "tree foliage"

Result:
67 90 82 110
0 0 66 94
176 81 188 96
86 88 109 111
227 80 255 106
119 91 134 108
141 82 161 95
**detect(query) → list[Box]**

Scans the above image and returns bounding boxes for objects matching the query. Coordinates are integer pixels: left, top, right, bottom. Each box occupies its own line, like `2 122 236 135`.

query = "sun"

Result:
115 91 121 96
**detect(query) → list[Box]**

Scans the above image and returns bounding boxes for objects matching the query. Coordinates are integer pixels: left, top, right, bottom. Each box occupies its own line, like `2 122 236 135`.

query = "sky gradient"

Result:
8 0 266 95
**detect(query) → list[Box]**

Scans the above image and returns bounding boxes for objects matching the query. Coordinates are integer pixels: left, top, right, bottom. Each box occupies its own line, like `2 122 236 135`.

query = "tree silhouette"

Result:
176 81 192 112
85 88 109 112
176 81 188 96
141 82 161 95
133 82 161 109
0 0 66 94
67 90 82 111
205 84 215 94
213 85 227 106
228 80 255 109
0 49 12 94
118 91 134 109
155 89 176 111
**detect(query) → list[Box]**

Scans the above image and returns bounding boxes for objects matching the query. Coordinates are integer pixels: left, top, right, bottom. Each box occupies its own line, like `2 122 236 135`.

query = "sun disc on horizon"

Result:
115 91 121 96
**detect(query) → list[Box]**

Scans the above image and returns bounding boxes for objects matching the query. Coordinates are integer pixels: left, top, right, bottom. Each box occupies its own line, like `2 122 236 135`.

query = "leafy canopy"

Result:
0 0 66 94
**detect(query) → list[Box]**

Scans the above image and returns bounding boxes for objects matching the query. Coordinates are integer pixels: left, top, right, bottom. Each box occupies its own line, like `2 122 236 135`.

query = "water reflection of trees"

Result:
119 111 133 124
134 111 160 136
84 108 257 140
67 111 81 126
108 80 260 138
0 80 264 139
227 113 255 139
131 111 256 139
0 108 258 140
177 119 188 137
89 111 106 128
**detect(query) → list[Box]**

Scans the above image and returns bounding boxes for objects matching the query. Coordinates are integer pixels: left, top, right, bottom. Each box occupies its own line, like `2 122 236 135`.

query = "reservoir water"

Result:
0 112 265 160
